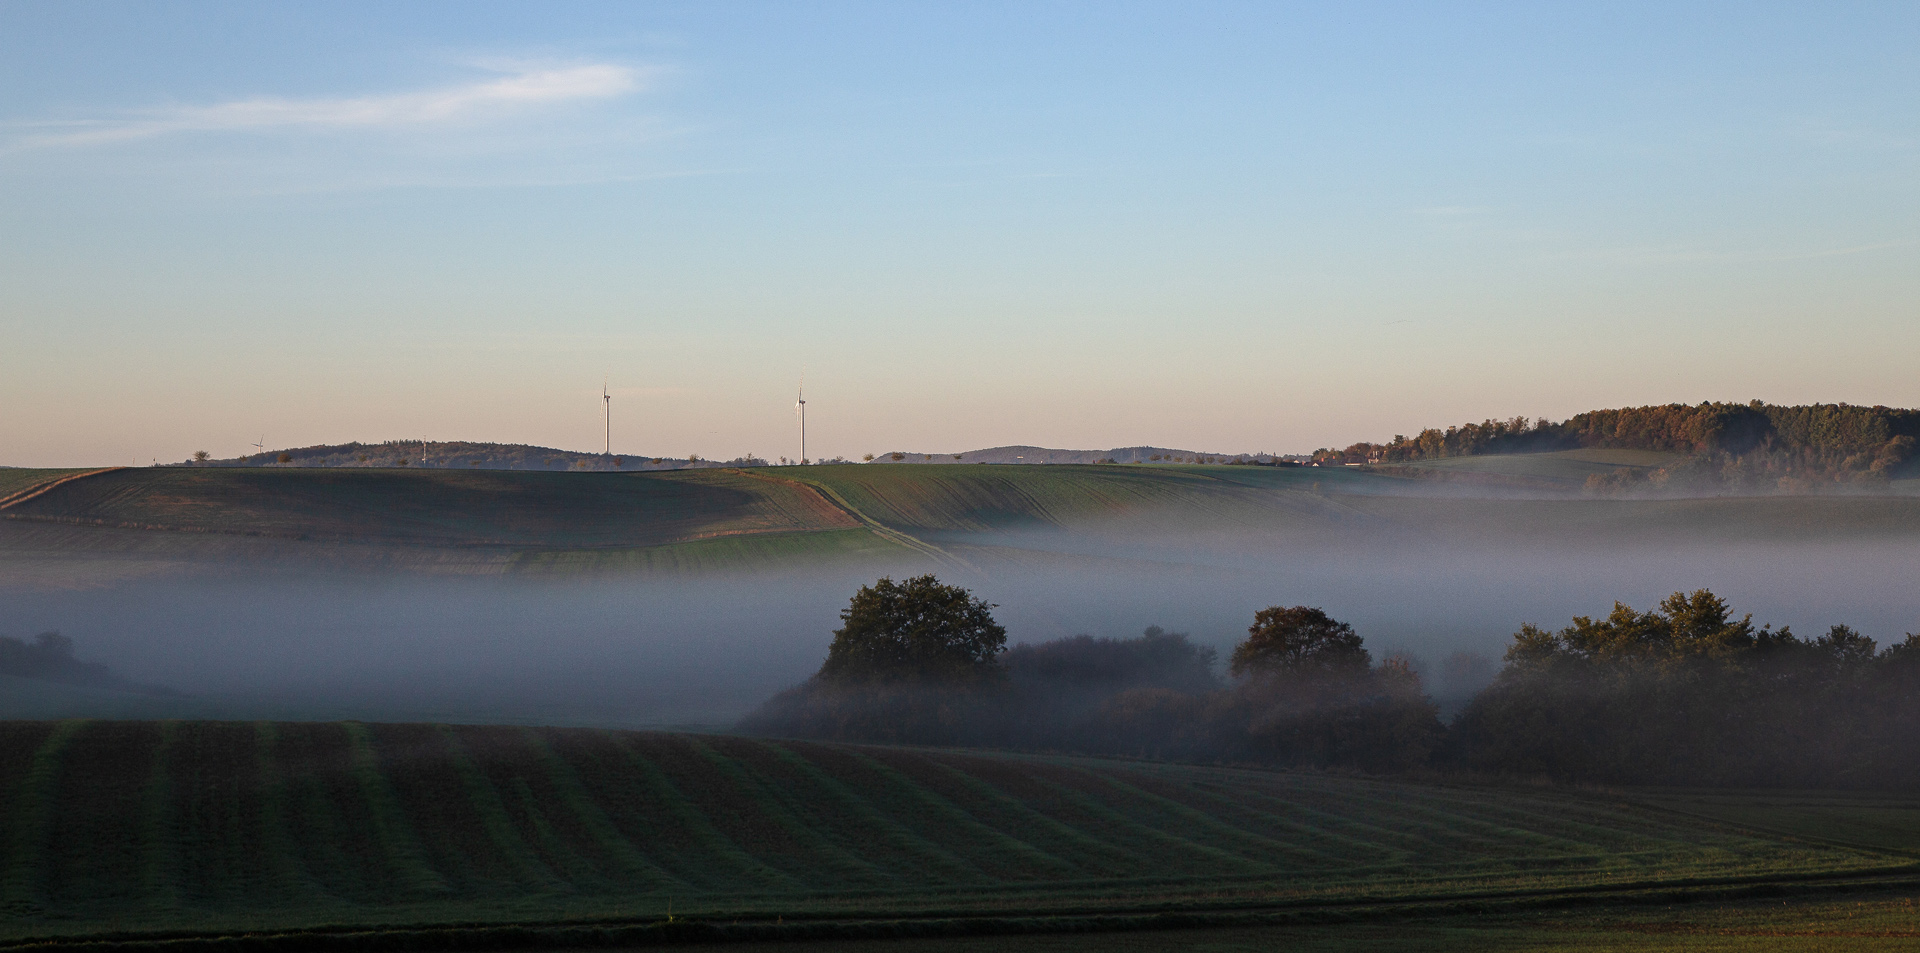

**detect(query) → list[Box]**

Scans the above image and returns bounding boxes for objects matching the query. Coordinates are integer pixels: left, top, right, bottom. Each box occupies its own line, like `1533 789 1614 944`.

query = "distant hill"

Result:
870 445 1297 465
180 440 779 471
186 440 1298 470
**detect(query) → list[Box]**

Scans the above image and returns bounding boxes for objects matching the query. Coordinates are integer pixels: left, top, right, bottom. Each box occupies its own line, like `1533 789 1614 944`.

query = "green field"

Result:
6 462 1920 580
0 468 99 506
640 894 1920 951
1377 449 1690 486
0 467 858 547
0 720 1914 949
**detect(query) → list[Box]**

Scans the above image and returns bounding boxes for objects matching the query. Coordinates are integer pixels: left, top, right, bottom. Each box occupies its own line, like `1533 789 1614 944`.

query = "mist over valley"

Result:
5 433 1917 728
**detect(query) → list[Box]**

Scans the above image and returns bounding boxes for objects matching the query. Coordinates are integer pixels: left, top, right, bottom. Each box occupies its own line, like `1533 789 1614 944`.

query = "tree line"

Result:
1310 401 1920 492
744 575 1920 789
0 631 176 695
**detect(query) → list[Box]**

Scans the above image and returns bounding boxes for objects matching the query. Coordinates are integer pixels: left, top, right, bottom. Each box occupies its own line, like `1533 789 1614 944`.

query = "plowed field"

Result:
1 721 1913 948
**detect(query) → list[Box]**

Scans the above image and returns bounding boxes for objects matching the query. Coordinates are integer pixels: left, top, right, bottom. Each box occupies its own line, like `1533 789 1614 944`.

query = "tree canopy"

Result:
1230 606 1371 678
1308 401 1920 489
817 575 1007 684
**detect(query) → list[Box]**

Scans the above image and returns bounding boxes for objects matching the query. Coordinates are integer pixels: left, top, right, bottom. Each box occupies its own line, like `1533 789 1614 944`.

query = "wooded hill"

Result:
1314 401 1920 492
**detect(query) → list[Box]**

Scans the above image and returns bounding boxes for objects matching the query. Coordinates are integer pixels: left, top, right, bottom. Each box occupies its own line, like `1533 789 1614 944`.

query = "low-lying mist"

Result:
4 512 1916 727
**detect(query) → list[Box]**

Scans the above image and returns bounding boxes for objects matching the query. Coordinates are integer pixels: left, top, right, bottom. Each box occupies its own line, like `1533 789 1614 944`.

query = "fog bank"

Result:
4 529 1915 726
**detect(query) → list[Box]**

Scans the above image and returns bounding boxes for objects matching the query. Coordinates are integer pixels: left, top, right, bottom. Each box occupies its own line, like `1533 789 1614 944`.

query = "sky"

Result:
2 1 1915 467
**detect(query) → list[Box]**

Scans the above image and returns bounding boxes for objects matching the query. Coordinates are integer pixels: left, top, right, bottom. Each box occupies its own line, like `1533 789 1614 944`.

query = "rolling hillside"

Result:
1 720 1912 948
0 467 859 548
1371 449 1690 488
6 463 1920 581
870 446 1275 465
0 469 110 508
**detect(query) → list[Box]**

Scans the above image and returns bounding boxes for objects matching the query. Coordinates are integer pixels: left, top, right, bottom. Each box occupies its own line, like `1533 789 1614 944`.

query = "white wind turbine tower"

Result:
795 375 807 465
603 378 611 456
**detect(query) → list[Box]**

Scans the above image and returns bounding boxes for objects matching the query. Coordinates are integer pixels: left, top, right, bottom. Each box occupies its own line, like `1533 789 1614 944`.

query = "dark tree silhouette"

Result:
1230 606 1371 677
819 575 1007 685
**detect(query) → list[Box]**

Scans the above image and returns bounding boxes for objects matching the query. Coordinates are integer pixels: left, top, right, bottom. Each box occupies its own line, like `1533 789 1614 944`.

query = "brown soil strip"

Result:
726 468 973 571
0 469 125 512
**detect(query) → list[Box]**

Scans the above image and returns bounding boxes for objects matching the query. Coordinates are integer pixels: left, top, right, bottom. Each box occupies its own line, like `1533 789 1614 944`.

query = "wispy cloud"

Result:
11 64 649 149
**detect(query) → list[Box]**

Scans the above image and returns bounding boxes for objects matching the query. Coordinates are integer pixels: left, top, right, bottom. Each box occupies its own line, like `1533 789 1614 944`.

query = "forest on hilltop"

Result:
1313 401 1920 492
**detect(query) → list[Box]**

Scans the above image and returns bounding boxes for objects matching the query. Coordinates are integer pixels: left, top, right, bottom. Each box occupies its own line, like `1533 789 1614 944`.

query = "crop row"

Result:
0 721 1890 940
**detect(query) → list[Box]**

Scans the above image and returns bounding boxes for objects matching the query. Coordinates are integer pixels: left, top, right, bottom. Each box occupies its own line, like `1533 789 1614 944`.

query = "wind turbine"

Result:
252 435 265 459
795 375 807 465
603 378 611 456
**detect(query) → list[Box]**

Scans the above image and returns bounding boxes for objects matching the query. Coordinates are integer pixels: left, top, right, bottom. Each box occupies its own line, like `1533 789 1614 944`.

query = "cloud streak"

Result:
14 64 647 149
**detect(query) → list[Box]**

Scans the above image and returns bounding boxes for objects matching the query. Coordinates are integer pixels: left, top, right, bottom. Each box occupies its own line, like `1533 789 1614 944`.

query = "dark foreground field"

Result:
3 720 1918 950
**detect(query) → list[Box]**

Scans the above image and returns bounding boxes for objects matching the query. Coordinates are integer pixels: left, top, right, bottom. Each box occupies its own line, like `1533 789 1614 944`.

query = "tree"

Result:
819 575 1007 684
192 450 210 463
1230 606 1371 678
1223 607 1440 771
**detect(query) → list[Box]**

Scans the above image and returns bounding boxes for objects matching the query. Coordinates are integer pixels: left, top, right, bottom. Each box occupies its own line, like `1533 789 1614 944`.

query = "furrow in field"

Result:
174 723 286 911
798 743 1084 881
588 732 797 891
140 721 179 914
1309 783 1712 857
0 721 73 917
926 753 1274 878
514 728 686 890
340 723 449 895
252 723 327 905
0 722 1907 940
272 723 391 903
752 740 990 883
44 722 163 918
1220 774 1605 855
849 748 1126 875
430 725 566 892
1046 764 1331 871
451 724 661 893
1095 769 1411 866
1417 789 1797 855
619 734 824 889
678 737 892 885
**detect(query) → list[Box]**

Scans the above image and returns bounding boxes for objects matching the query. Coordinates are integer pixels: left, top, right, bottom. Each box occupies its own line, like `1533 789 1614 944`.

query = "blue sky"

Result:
2 1 1915 466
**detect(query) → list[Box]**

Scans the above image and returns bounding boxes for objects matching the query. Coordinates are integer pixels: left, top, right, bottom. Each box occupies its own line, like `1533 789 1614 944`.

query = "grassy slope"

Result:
796 464 1230 532
1383 449 1689 484
0 469 96 504
1 467 863 549
0 721 1910 946
7 464 1920 579
797 464 1398 535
